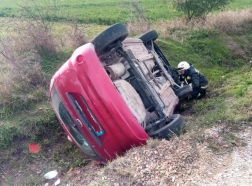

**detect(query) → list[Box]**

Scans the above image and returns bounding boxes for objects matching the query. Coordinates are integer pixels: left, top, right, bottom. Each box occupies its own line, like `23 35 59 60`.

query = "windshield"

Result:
50 86 101 161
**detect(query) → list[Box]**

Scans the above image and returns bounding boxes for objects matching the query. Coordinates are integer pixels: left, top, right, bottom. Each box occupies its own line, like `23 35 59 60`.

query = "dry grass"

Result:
87 134 206 186
54 123 246 186
127 20 150 37
206 9 252 32
10 18 58 54
0 63 14 103
0 30 46 79
0 31 46 96
60 129 238 186
0 16 88 101
55 22 88 50
61 121 247 186
152 8 252 38
126 1 150 36
0 19 52 118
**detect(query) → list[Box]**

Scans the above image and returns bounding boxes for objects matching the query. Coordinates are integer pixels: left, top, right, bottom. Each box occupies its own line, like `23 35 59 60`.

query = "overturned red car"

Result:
49 23 192 162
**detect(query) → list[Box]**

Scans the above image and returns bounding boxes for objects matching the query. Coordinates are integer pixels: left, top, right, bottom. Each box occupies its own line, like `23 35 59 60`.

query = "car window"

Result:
51 86 102 161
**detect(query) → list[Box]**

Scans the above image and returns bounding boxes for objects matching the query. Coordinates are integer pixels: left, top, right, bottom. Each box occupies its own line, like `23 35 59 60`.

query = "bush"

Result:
172 0 233 21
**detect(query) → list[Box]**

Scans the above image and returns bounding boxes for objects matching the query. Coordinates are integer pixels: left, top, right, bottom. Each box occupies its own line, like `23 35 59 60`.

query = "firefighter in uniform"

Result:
177 61 208 99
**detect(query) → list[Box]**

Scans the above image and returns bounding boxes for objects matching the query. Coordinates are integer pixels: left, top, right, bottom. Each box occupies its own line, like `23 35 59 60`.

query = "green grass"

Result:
39 49 73 74
1 2 252 184
156 23 252 130
0 0 252 25
229 0 252 9
187 64 252 126
0 0 182 24
0 102 57 148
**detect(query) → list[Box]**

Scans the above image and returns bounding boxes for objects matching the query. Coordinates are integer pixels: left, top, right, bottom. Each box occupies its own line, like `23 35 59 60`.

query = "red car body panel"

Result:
50 43 149 162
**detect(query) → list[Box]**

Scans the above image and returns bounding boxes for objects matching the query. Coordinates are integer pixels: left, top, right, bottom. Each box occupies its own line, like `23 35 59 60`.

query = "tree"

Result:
172 0 233 21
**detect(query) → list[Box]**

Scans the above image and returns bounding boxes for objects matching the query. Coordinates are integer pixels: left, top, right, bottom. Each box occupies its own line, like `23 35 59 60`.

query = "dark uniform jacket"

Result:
180 65 208 89
179 64 208 99
180 64 208 89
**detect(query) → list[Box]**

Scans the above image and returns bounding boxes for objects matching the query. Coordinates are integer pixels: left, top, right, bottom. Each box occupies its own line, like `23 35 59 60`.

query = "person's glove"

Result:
188 94 192 100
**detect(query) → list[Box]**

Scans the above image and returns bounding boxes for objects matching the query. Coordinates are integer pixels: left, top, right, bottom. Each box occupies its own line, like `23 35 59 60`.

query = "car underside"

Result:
93 24 192 138
102 38 180 132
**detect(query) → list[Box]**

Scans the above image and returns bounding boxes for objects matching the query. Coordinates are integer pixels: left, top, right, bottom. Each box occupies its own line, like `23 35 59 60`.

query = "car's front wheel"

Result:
91 23 128 56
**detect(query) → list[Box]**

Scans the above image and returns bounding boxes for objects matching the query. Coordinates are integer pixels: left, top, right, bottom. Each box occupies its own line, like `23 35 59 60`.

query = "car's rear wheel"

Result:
91 23 128 56
147 114 185 139
139 30 158 44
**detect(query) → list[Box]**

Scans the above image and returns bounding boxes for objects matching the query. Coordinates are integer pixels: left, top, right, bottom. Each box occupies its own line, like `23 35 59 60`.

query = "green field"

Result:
0 0 252 24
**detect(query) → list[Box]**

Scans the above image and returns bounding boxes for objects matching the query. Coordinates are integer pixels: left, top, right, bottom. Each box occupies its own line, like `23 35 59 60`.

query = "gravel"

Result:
193 126 252 186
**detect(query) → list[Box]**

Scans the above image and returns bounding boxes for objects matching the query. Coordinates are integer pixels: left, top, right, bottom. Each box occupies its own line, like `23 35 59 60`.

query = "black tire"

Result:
139 30 158 44
148 114 185 139
91 23 128 56
175 85 193 100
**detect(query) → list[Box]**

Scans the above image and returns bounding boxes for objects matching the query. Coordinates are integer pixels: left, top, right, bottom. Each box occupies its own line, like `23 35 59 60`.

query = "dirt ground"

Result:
193 125 252 186
1 116 252 186
54 124 252 186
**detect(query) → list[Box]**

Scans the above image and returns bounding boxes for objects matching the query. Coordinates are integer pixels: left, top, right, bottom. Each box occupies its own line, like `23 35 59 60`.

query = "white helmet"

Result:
178 61 190 71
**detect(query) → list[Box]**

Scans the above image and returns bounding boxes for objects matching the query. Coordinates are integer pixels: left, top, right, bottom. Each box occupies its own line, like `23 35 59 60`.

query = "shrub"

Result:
172 0 233 21
17 0 62 53
0 0 89 152
64 19 88 49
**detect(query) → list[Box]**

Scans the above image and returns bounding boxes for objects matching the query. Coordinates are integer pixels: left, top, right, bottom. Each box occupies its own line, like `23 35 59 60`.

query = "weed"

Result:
126 1 150 36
